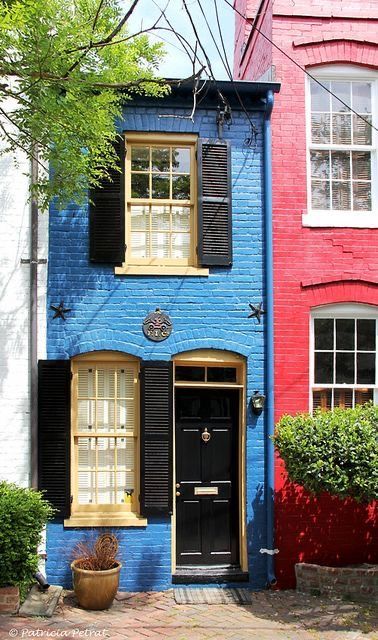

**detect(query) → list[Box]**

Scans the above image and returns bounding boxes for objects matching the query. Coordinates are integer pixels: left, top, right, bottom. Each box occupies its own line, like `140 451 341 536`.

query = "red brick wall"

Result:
235 1 378 588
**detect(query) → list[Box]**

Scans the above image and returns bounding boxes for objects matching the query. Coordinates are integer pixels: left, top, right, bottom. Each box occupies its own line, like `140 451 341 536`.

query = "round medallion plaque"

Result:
142 308 172 342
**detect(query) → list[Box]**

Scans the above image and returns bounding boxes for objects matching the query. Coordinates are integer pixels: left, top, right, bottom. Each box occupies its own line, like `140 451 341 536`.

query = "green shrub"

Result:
273 403 378 503
0 482 55 587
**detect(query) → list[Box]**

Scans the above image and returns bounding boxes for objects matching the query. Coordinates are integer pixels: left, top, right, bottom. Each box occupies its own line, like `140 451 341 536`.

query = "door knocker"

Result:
201 427 211 443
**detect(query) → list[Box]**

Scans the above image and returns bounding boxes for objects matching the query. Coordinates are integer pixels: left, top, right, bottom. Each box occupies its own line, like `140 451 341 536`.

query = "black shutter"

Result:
89 137 125 264
140 361 173 517
197 139 232 266
38 360 71 519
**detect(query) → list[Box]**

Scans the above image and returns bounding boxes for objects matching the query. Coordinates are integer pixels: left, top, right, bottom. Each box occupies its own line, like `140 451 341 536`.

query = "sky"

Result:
127 0 236 80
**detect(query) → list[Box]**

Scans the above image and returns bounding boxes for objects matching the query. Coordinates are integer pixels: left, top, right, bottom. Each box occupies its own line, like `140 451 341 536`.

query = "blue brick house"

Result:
38 80 280 591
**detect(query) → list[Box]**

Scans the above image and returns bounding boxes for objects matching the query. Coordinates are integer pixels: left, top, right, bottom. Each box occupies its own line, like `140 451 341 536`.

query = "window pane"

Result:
311 113 330 143
172 175 190 200
117 368 134 398
117 470 135 504
315 318 334 350
131 147 149 171
152 174 170 199
352 83 371 114
331 82 350 113
312 180 330 209
332 113 351 144
175 366 205 382
172 148 191 173
130 205 149 230
131 173 149 198
97 400 115 431
78 437 96 469
336 319 355 350
78 399 95 431
97 369 115 398
353 114 372 145
151 205 170 230
97 471 115 504
315 352 333 383
310 80 330 111
117 400 135 431
207 367 237 383
151 232 170 258
152 147 170 172
355 389 374 405
357 353 375 384
78 368 95 397
311 151 329 179
130 232 149 258
97 437 115 469
353 182 371 211
78 471 96 504
352 152 371 181
334 388 353 409
336 352 354 383
313 389 332 411
172 233 190 259
331 151 350 180
357 319 376 351
172 206 190 231
332 182 351 211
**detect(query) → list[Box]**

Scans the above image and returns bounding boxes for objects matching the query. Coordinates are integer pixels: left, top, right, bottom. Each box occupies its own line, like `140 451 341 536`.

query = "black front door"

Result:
175 388 239 567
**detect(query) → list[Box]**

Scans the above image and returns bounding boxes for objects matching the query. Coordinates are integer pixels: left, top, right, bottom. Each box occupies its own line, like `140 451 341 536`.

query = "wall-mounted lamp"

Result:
251 390 266 415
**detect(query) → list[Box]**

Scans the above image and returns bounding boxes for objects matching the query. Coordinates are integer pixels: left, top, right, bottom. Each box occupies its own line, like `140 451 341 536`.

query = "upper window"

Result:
311 304 378 411
304 66 377 227
91 135 232 272
126 133 196 267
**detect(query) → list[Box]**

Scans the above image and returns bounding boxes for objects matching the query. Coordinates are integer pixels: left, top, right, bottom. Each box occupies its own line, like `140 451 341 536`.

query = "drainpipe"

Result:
30 149 38 489
264 90 277 587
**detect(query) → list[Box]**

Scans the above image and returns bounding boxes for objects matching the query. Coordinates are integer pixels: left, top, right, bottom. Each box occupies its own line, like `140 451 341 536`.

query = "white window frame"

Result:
310 303 378 412
303 65 378 228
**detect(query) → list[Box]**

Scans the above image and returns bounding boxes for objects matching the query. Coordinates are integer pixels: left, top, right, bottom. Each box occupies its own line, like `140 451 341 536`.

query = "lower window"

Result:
311 306 377 411
71 354 139 517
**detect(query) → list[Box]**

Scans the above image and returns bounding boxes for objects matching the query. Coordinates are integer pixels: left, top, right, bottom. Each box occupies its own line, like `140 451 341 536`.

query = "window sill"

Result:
302 211 378 228
64 513 148 528
114 265 209 276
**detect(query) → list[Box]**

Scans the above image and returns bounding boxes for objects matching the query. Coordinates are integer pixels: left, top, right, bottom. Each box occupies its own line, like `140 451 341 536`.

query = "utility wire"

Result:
222 0 377 133
196 0 258 142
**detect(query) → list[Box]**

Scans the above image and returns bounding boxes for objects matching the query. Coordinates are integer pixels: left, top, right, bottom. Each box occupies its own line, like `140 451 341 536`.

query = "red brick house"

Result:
234 0 378 588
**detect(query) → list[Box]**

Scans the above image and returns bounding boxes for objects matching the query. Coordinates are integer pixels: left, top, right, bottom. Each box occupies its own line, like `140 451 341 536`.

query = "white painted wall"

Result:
0 92 48 488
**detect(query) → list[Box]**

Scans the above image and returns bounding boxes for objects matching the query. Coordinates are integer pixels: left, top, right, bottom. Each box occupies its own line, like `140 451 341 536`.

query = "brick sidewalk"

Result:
0 590 377 640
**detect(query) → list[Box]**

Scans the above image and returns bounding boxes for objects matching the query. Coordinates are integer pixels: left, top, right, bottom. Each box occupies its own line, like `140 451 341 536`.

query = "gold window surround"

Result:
115 133 210 277
65 351 147 528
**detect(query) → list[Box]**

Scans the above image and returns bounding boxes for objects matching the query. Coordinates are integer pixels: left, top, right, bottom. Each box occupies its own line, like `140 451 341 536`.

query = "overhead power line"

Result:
222 0 377 133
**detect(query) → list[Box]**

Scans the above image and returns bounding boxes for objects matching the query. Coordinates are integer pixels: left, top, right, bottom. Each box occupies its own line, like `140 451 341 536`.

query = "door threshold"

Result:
173 566 249 584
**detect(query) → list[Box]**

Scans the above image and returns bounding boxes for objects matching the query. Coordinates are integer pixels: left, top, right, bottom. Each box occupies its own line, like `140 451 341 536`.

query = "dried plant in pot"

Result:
71 533 121 610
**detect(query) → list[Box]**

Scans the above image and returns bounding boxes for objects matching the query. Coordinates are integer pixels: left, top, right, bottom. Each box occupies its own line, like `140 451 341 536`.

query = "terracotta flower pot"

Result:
71 560 122 610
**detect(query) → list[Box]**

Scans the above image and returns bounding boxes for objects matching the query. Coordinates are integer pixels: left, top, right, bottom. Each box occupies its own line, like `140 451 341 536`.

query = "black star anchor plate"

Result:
50 301 71 321
248 302 266 324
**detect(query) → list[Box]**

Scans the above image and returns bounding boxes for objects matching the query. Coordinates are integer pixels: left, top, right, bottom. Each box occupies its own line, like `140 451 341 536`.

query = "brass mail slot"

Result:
194 486 219 496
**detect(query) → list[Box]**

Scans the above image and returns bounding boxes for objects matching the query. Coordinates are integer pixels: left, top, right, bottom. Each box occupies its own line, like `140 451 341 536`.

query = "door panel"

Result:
175 388 239 567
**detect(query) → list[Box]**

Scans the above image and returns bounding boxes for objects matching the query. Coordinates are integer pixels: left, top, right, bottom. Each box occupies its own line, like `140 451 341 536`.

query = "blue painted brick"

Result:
46 101 268 591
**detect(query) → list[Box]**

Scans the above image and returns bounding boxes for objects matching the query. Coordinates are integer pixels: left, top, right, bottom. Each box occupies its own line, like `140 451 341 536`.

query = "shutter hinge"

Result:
196 245 198 255
70 495 73 504
70 372 73 380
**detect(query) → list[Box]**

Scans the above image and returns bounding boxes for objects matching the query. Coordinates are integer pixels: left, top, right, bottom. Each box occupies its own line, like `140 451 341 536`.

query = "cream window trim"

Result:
121 132 199 271
71 353 141 520
115 265 209 276
64 514 147 528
